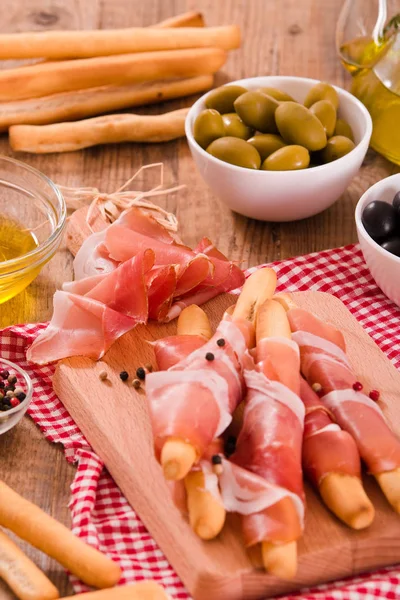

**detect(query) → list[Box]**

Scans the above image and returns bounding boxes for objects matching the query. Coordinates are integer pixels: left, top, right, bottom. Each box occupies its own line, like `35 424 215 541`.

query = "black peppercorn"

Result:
205 352 215 361
119 371 129 382
216 338 226 347
211 454 222 465
15 392 26 401
0 370 9 379
7 374 17 385
0 381 4 389
136 367 146 381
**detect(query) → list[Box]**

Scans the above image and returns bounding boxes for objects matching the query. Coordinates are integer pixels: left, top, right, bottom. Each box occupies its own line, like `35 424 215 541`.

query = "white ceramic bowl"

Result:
0 358 33 435
185 76 372 222
355 173 400 307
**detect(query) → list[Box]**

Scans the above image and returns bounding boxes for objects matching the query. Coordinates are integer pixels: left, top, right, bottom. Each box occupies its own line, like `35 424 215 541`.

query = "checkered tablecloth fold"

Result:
1 243 399 599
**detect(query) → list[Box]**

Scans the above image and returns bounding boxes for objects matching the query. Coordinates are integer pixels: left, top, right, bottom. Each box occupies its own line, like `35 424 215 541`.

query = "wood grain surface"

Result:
0 1 399 597
53 291 400 600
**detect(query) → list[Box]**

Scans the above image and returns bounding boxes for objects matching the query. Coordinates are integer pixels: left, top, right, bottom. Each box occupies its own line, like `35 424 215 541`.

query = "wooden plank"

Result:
53 291 400 600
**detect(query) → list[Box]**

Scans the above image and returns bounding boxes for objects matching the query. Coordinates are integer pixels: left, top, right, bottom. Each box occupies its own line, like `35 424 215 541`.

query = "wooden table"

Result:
0 0 398 597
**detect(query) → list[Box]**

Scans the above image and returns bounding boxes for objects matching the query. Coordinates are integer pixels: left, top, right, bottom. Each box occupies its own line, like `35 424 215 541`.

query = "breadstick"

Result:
176 304 213 339
262 541 297 580
0 47 226 102
184 470 226 540
0 529 59 600
10 108 189 154
155 11 205 28
0 75 213 131
0 25 240 60
0 481 121 589
375 468 400 513
59 582 169 599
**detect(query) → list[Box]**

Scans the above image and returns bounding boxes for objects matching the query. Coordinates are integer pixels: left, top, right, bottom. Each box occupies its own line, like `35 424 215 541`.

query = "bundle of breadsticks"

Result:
146 270 400 580
0 11 240 153
0 481 169 600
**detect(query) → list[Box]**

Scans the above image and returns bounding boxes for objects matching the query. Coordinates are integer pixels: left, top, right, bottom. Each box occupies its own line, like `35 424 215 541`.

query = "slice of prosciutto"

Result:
288 307 400 475
219 336 305 547
300 378 361 487
146 313 249 462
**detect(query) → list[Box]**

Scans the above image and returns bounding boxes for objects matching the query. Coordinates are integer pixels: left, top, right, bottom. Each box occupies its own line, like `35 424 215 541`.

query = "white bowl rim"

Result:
185 75 373 176
0 357 33 418
355 173 400 266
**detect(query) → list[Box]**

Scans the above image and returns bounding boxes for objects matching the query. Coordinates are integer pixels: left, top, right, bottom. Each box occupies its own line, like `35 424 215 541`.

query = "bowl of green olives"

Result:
185 76 372 221
356 173 400 307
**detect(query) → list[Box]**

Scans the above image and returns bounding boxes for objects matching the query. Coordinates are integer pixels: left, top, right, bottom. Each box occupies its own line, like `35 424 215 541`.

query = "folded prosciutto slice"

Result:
301 377 361 487
288 306 400 512
218 300 305 578
27 249 154 364
146 312 249 462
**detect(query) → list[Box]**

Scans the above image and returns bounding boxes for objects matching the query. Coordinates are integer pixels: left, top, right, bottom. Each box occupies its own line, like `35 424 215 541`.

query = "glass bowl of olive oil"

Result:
0 156 66 304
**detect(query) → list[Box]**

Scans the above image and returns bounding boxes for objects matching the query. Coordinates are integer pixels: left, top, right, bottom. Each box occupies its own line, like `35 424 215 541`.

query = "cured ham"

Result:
218 299 304 579
287 305 400 512
27 249 154 363
28 207 245 364
146 312 247 465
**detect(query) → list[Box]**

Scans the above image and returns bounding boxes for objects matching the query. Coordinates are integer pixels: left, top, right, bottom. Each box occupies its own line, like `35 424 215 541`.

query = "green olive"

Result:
234 91 279 133
193 109 225 149
309 100 337 138
320 135 355 163
275 102 327 151
304 82 339 109
261 145 310 171
206 137 261 169
257 87 296 102
247 134 286 161
222 113 253 140
205 85 248 114
334 118 354 141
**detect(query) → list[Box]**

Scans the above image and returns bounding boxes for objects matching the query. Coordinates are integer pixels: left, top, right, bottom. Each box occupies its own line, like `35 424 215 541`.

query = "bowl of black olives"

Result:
186 76 372 221
356 174 400 307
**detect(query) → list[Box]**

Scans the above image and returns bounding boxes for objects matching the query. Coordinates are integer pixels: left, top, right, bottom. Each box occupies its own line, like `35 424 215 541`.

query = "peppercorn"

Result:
99 370 108 381
136 367 146 381
212 454 222 465
119 371 129 382
5 390 14 398
15 392 26 401
145 363 153 373
7 374 17 385
5 386 15 392
0 370 9 379
216 338 226 347
14 387 24 396
2 396 11 406
369 390 380 402
10 397 19 408
132 379 141 389
353 381 363 392
0 381 5 389
1 405 10 411
205 352 215 361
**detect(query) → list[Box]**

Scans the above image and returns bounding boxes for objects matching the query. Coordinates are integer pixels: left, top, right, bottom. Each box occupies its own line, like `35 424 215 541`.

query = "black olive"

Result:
381 237 400 257
393 191 400 215
362 201 398 240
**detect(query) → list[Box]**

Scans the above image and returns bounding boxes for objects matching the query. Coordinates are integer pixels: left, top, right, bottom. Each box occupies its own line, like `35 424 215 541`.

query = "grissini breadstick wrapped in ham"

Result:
153 304 225 540
219 300 305 579
146 268 277 481
281 296 400 513
300 378 375 528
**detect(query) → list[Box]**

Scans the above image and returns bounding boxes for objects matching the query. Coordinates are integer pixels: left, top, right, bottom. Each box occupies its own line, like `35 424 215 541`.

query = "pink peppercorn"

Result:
369 390 380 402
353 381 363 392
10 397 19 408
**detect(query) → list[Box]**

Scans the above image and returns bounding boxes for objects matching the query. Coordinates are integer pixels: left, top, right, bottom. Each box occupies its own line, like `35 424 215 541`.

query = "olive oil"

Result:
0 215 39 304
340 20 400 164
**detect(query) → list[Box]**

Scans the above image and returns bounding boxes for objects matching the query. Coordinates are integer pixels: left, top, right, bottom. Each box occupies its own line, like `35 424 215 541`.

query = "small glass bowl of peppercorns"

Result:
0 358 33 435
356 173 400 308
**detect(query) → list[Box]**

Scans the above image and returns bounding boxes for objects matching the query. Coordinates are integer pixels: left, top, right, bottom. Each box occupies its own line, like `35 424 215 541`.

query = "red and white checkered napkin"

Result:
1 243 400 599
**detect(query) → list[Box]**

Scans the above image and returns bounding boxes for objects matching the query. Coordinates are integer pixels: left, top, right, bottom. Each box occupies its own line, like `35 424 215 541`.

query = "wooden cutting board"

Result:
53 287 400 600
